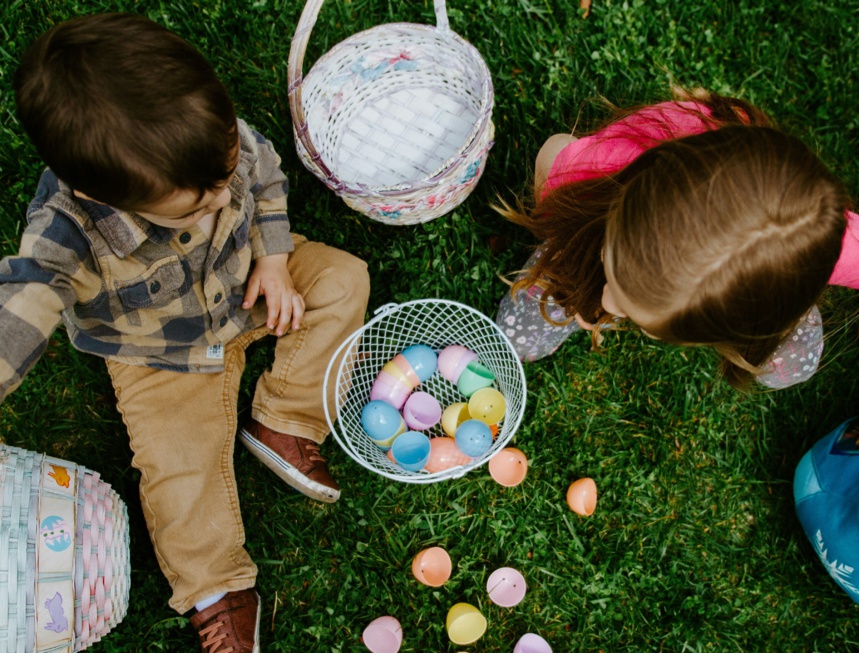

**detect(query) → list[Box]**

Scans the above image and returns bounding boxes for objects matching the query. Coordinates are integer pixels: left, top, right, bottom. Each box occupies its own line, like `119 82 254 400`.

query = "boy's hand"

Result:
242 253 304 336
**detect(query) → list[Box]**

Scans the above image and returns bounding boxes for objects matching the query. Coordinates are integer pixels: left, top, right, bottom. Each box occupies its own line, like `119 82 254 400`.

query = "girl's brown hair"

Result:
500 90 849 388
13 13 238 210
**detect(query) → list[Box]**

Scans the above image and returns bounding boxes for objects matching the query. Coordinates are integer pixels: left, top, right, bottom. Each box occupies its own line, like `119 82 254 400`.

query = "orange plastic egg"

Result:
487 448 528 487
424 437 471 473
566 477 597 516
411 546 452 587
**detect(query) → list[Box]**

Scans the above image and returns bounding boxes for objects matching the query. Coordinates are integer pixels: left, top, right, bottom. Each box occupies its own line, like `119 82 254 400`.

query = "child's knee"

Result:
308 249 370 310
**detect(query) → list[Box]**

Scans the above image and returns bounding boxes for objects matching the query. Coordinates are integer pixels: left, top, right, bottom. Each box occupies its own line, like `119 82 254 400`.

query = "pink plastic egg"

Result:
566 477 597 516
370 370 412 410
513 633 553 653
424 437 471 473
437 345 478 384
362 616 402 653
486 566 527 607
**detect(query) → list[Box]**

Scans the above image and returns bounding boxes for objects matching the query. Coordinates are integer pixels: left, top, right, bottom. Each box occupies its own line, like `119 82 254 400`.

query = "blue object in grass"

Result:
794 416 859 604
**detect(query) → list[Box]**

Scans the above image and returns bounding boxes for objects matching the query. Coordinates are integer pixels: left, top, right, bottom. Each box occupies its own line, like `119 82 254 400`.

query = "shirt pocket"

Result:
114 256 188 309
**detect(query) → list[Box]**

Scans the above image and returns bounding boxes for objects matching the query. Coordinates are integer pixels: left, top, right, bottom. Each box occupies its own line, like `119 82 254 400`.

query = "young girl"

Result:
496 90 859 389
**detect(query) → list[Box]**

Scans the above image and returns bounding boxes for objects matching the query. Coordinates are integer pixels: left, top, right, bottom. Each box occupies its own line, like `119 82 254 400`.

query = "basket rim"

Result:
323 299 527 484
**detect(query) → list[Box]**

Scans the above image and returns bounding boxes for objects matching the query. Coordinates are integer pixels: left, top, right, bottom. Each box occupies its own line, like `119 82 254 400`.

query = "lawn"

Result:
1 0 859 651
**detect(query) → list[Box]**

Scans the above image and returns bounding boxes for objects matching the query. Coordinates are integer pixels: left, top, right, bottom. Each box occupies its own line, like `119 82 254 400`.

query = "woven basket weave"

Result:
323 300 526 483
0 445 130 652
288 0 495 225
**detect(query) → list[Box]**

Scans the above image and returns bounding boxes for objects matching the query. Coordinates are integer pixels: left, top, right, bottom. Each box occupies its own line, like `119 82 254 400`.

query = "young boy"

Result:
6 13 370 652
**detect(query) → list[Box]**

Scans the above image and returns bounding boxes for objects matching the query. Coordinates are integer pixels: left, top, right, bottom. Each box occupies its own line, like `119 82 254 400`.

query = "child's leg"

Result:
105 330 264 614
250 235 370 439
496 247 580 362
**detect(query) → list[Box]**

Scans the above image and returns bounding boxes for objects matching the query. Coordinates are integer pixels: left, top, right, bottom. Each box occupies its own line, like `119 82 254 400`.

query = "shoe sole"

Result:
252 591 261 653
239 429 340 503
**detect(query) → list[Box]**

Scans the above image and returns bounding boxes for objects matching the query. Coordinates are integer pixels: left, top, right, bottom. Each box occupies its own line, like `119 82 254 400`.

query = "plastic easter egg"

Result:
441 403 471 438
402 392 442 431
391 353 420 387
487 447 528 487
361 401 407 449
513 633 553 653
424 437 471 473
566 477 597 516
486 567 527 607
362 615 403 653
456 361 495 398
370 370 412 410
455 420 493 458
382 360 416 389
400 344 437 383
446 603 486 645
391 431 431 472
467 388 506 425
437 345 478 384
411 546 452 587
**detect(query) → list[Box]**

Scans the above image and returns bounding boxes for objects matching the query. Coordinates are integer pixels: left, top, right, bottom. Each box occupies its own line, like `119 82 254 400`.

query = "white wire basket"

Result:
0 444 130 652
287 0 495 225
324 299 526 483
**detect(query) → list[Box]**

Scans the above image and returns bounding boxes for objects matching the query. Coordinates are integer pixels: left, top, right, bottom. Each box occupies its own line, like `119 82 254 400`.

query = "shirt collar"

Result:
45 145 253 259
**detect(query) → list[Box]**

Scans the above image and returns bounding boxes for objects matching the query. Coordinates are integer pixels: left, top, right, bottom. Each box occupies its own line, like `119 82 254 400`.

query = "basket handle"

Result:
287 0 452 191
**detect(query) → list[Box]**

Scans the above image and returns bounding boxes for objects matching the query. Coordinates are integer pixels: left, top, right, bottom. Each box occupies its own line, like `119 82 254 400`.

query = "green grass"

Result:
2 0 859 650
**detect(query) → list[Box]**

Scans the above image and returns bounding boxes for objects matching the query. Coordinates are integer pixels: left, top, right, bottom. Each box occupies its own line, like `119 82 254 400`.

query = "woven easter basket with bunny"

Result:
287 0 495 225
0 444 130 652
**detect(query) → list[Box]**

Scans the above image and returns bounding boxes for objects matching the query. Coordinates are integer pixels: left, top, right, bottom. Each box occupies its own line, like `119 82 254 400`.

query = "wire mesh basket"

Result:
0 444 130 652
287 0 495 225
324 299 526 483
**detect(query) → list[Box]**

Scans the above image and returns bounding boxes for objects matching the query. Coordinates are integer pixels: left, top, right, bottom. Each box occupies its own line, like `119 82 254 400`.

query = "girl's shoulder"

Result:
543 101 714 195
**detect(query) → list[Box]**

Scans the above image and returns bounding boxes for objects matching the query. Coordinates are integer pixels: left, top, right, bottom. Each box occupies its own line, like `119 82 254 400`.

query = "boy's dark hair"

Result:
13 13 238 210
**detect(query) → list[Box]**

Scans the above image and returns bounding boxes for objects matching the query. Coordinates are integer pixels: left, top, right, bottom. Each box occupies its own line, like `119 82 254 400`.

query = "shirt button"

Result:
220 316 228 327
149 281 161 294
179 232 191 244
214 293 223 304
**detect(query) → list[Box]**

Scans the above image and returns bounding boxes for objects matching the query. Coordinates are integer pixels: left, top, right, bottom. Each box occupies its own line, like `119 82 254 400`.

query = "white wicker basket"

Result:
287 0 495 225
324 300 526 483
0 444 130 652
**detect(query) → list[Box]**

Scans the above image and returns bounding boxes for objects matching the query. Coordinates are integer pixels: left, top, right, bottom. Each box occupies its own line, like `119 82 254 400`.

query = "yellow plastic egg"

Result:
441 403 471 438
467 388 506 425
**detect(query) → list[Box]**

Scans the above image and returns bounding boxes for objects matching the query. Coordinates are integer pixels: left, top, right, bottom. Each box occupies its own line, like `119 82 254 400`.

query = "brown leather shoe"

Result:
240 419 340 503
190 589 260 653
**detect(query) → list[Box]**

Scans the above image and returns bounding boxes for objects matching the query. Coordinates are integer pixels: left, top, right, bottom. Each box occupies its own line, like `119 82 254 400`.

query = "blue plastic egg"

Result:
391 431 432 472
361 400 407 448
455 419 493 458
400 344 438 384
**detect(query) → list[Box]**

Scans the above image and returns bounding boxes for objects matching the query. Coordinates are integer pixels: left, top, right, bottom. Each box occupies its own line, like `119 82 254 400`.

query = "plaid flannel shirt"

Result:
0 119 293 400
